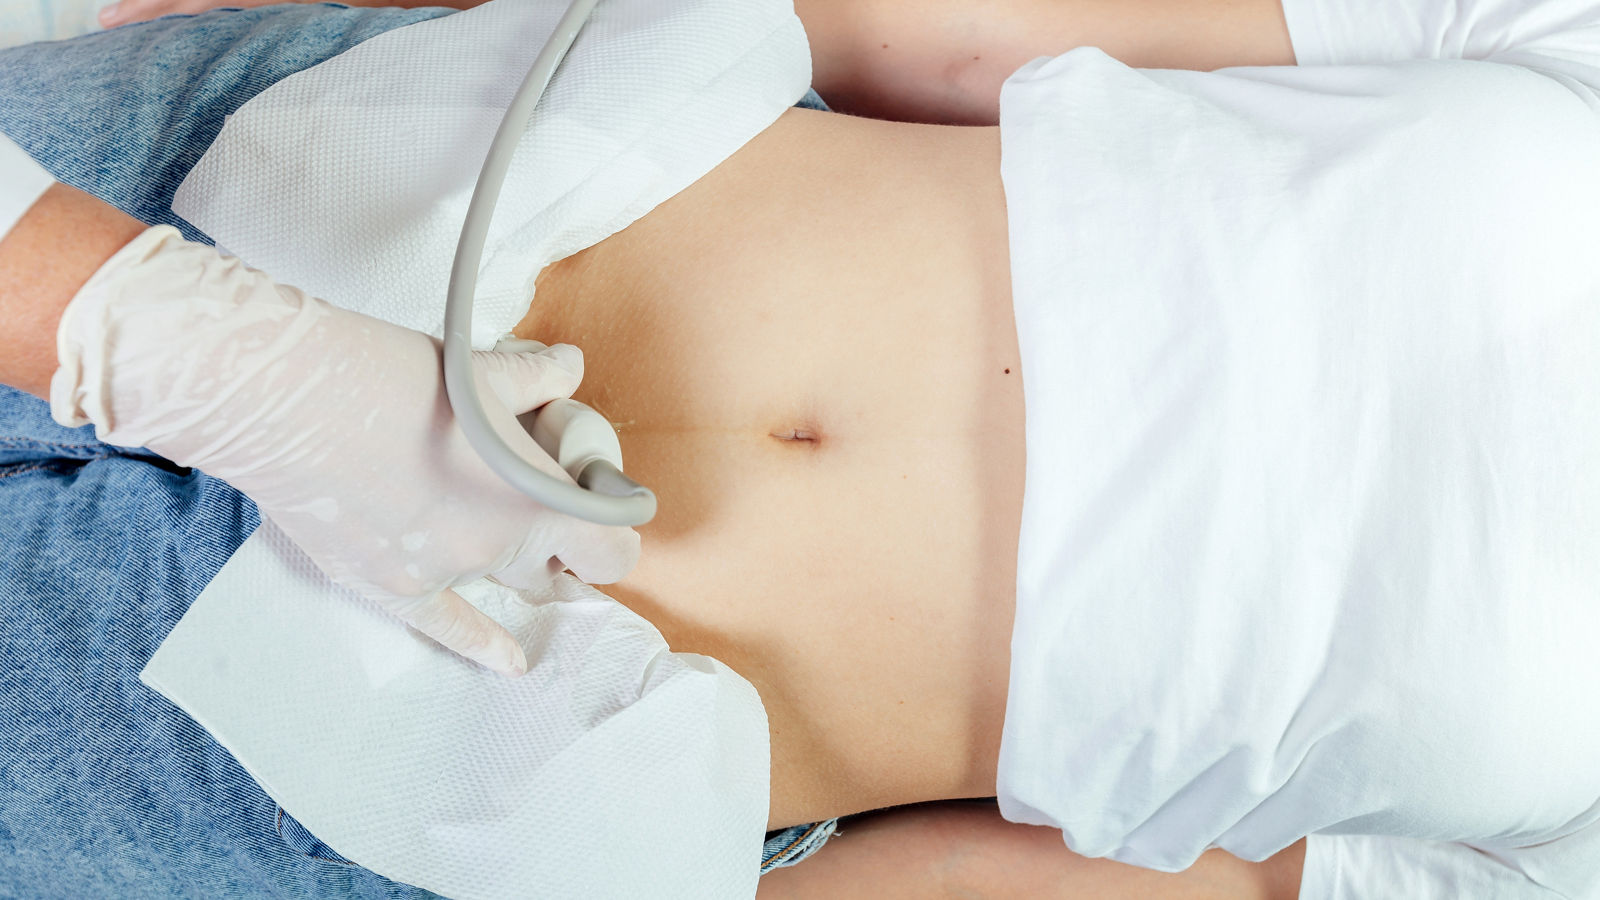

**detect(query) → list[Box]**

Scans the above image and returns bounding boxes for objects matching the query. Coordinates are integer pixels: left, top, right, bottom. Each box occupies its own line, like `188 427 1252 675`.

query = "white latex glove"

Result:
51 225 640 676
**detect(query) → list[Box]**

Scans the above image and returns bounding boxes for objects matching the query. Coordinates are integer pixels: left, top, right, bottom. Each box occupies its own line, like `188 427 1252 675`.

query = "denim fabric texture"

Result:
0 5 834 896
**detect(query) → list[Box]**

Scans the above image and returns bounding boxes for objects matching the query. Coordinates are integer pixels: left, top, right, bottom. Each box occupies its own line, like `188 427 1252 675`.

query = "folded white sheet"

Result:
143 523 771 900
173 0 812 349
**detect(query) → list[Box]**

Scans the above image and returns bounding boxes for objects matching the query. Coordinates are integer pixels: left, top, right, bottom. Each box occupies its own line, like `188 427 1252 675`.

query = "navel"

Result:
770 425 823 447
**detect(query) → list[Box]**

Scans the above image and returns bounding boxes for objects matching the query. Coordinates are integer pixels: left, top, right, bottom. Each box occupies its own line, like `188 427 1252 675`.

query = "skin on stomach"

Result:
514 108 1025 830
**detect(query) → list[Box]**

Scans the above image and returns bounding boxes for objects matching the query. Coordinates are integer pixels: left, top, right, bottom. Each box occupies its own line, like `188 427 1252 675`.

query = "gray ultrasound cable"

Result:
442 0 657 527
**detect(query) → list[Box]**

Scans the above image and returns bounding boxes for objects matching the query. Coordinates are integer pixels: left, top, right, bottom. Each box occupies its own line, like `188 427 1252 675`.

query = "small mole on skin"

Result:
1004 368 1011 374
973 55 981 61
881 42 889 49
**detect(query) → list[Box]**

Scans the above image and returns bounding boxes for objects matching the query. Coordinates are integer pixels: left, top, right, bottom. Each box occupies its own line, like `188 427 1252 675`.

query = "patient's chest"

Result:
514 109 1025 828
993 56 1600 863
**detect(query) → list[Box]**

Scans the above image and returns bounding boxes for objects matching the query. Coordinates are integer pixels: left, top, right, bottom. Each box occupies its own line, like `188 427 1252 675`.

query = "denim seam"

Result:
0 463 56 481
763 820 826 869
0 436 109 452
275 806 357 867
0 455 120 480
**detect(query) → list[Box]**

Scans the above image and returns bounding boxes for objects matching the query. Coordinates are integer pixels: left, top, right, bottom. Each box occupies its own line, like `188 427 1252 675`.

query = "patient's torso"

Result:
514 109 1023 829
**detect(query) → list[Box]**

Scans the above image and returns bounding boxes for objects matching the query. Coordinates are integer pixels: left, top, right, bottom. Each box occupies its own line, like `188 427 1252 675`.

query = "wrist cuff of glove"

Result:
49 224 188 432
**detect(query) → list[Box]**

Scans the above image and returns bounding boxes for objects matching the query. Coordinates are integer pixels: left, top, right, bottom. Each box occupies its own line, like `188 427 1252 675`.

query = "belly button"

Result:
770 426 822 446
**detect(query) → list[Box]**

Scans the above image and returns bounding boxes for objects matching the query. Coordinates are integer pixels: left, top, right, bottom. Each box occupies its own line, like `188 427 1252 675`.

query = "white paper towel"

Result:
142 523 771 899
172 0 813 348
146 3 813 894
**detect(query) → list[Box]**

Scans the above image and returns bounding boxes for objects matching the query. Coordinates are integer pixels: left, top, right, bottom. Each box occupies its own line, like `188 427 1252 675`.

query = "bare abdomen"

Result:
515 108 1024 828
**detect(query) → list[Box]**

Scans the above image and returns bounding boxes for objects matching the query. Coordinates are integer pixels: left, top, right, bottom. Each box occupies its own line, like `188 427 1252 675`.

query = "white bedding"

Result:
0 0 102 49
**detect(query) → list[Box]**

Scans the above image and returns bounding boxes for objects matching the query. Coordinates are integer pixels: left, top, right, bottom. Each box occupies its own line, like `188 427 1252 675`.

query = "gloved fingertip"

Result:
501 643 530 678
528 347 584 391
539 342 584 375
479 636 528 678
492 336 547 354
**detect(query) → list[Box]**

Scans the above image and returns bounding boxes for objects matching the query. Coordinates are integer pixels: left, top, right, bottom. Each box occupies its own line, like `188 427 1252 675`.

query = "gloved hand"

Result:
51 225 639 676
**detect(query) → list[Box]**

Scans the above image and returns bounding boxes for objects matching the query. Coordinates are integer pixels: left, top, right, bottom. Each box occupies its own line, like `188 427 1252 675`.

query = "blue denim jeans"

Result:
0 5 833 896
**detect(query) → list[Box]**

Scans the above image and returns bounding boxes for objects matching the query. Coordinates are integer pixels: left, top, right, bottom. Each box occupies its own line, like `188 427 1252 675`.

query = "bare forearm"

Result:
0 185 146 399
339 0 481 8
796 0 1296 124
757 801 1305 900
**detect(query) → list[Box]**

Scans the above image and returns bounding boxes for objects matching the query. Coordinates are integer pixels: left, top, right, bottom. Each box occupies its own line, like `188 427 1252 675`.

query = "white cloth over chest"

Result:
997 0 1600 896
